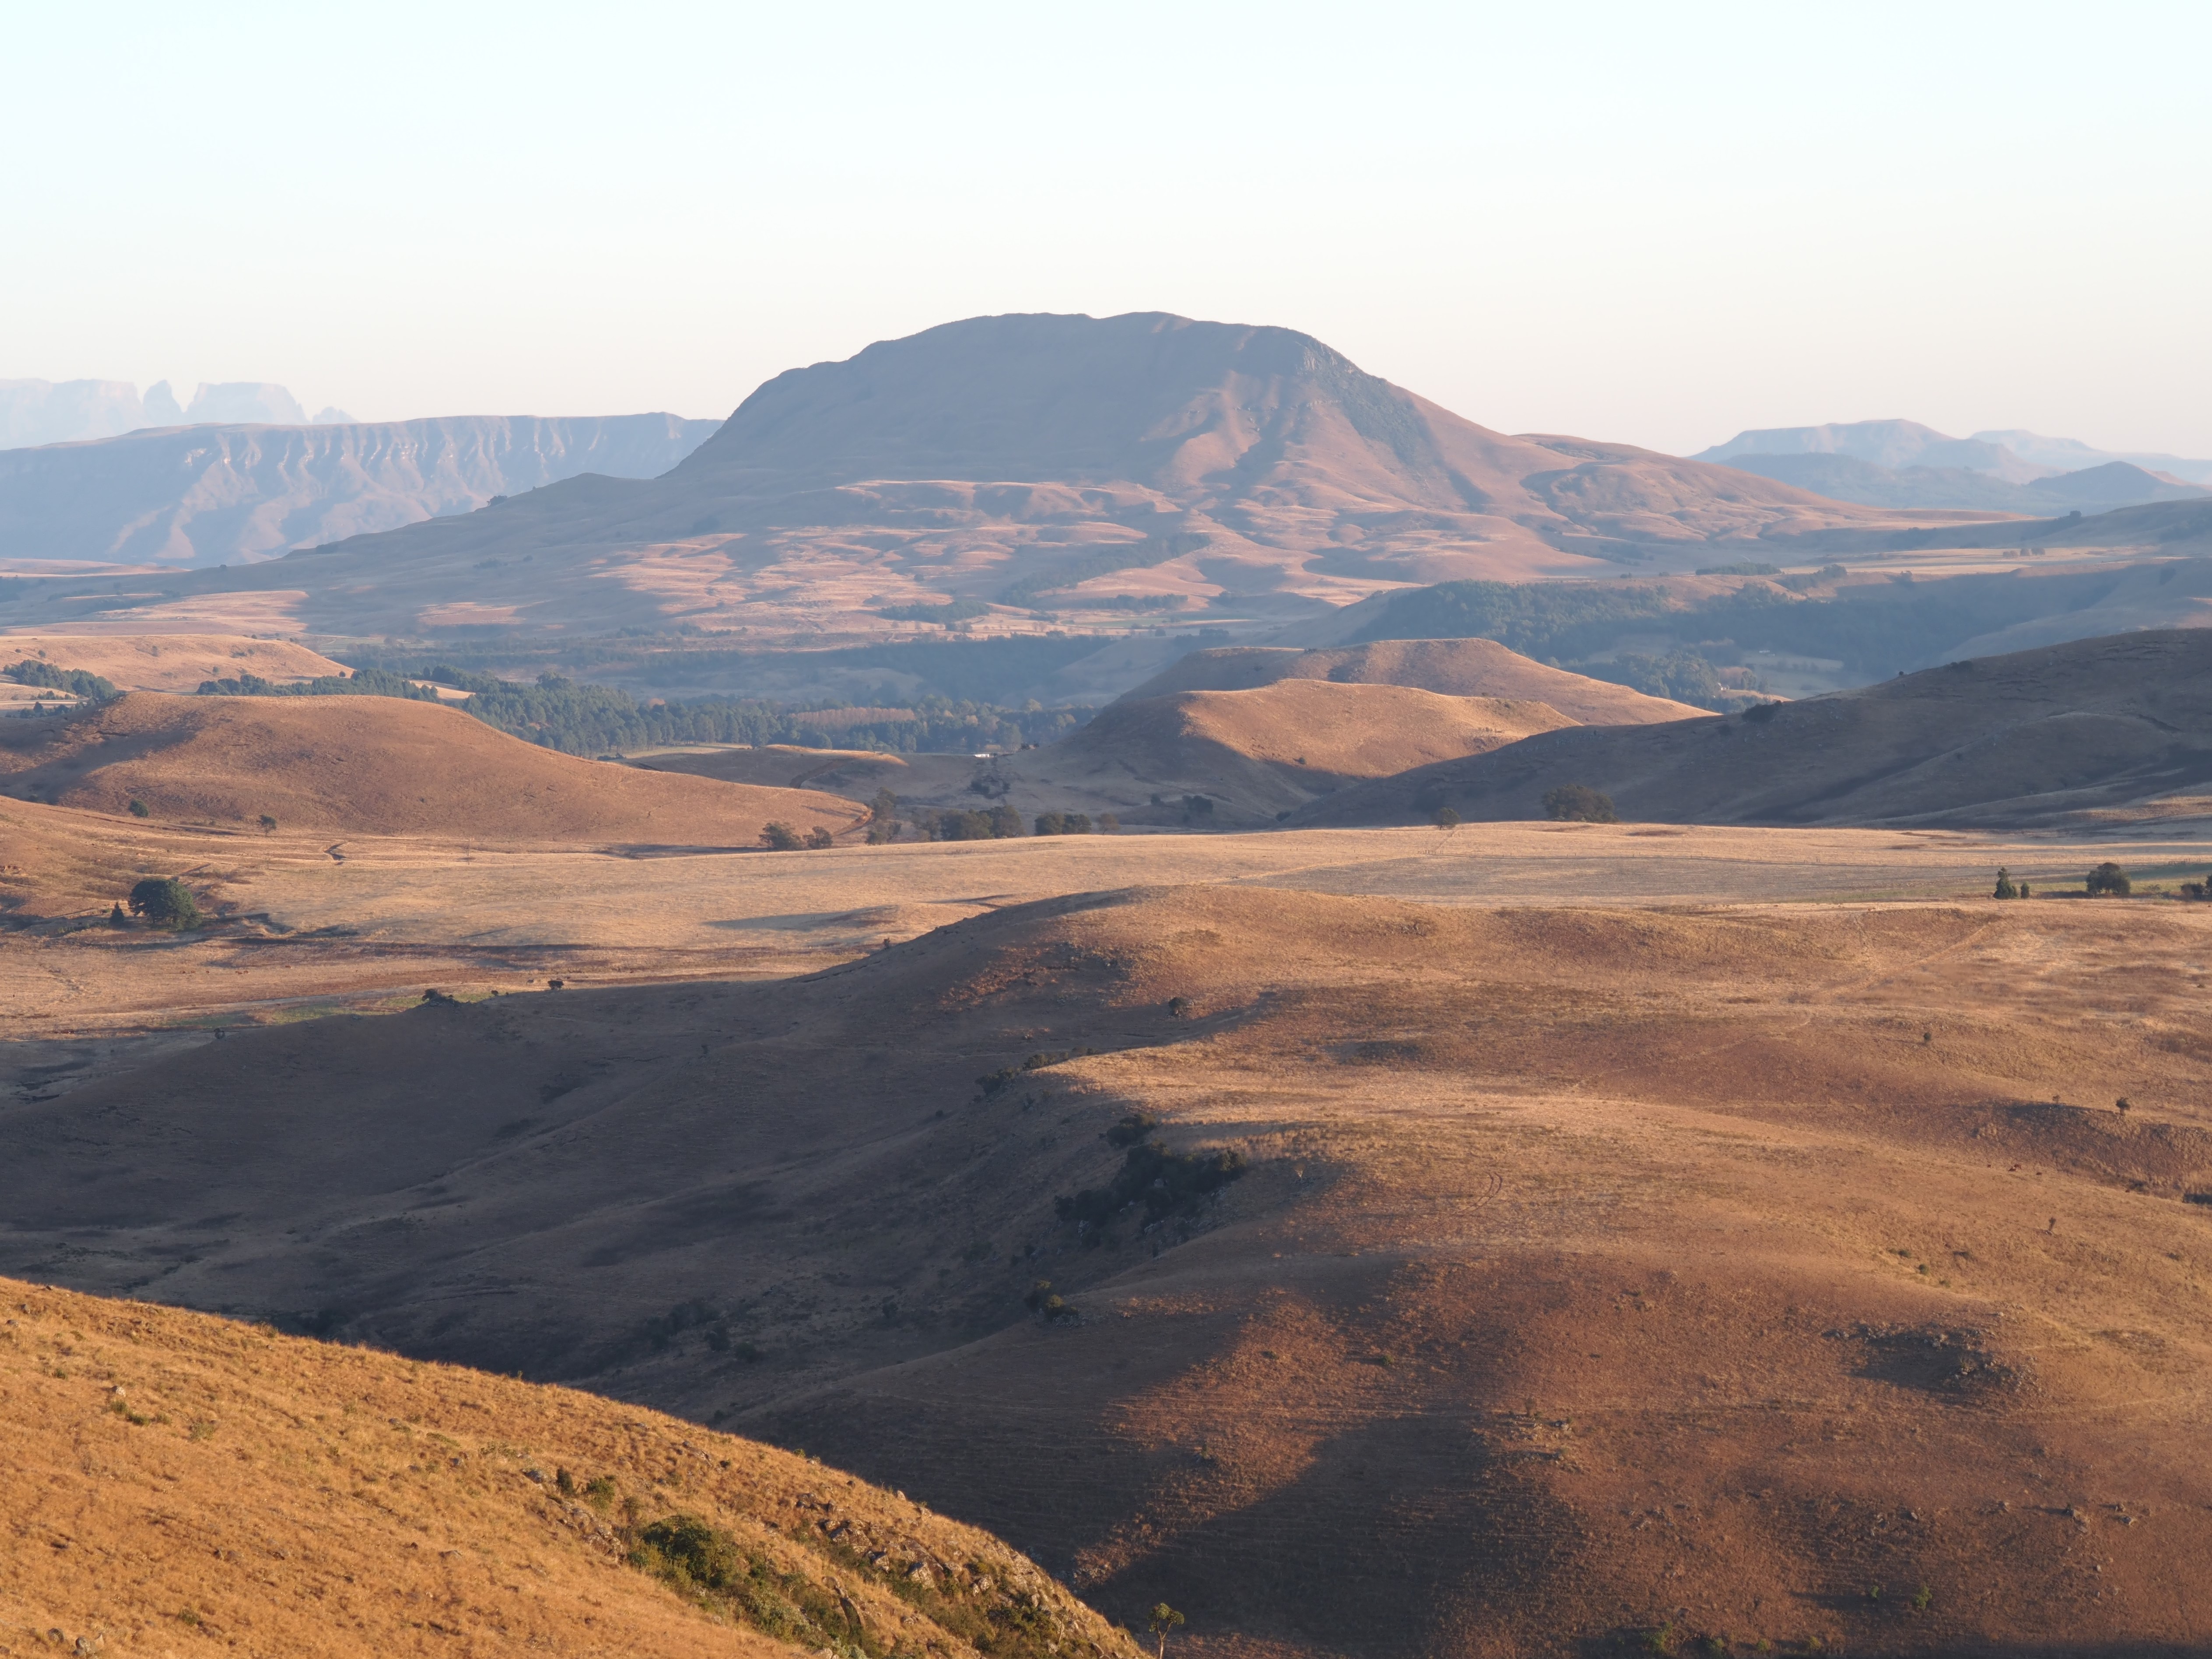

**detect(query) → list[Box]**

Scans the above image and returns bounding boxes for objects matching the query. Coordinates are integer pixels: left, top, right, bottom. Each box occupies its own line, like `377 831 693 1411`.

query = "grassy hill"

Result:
0 692 862 844
7 882 2212 1652
1298 628 2212 830
0 1275 1138 1659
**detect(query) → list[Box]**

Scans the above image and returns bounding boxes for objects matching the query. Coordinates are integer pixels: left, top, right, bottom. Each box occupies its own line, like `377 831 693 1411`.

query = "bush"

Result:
127 798 150 818
2086 861 2132 897
1992 867 2018 900
803 826 835 850
1432 807 1461 830
126 877 201 930
760 821 802 850
1742 700 1781 723
1542 784 1616 823
1055 1136 1247 1230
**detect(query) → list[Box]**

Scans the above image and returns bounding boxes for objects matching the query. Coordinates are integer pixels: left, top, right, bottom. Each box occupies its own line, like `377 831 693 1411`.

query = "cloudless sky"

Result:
6 2 2209 456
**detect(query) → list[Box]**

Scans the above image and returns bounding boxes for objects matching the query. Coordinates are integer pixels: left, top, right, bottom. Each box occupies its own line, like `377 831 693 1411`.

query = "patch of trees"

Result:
1992 867 2032 899
914 804 1025 841
2085 862 2132 896
2 660 119 700
195 663 1092 757
1542 784 1617 823
1034 812 1094 835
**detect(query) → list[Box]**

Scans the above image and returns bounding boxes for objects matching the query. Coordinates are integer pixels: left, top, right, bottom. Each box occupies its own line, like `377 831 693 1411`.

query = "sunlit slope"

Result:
0 1277 1139 1659
0 692 862 844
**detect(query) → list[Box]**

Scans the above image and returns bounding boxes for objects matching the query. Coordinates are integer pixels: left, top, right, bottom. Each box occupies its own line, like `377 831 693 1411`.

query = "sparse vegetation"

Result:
1054 1133 1246 1233
126 876 201 930
1542 784 1617 823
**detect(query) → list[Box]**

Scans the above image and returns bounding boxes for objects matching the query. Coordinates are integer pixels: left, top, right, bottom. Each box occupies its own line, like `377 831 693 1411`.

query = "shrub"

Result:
1098 812 1119 832
258 814 277 834
1181 795 1214 826
1992 867 2018 900
1742 700 1781 723
803 826 835 850
127 798 150 818
1432 807 1461 830
760 821 802 850
1055 1136 1247 1229
1542 784 1616 823
126 877 200 930
2086 861 2132 897
1106 1112 1160 1148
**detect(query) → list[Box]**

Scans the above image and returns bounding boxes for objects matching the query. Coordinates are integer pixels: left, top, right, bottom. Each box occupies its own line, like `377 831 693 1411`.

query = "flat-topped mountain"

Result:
0 413 718 567
0 314 2005 642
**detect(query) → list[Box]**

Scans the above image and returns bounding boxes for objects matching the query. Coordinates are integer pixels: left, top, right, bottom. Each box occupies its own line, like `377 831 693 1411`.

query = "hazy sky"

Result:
7 2 2209 457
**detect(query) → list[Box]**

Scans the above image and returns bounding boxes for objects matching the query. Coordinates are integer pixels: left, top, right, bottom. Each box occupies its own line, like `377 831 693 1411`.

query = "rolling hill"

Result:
0 314 2006 643
1296 628 2212 830
4 882 2210 1653
0 413 718 568
0 632 348 690
0 1275 1135 1659
1115 638 1704 723
0 692 861 844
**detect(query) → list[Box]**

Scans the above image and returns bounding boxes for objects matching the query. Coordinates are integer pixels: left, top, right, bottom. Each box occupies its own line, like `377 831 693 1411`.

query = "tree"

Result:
1992 867 2018 900
866 788 900 844
1542 784 1617 823
127 798 149 818
1149 1604 1185 1659
126 877 200 931
258 814 277 835
760 821 802 850
2086 861 2131 897
1098 812 1119 832
803 826 834 850
1433 807 1462 831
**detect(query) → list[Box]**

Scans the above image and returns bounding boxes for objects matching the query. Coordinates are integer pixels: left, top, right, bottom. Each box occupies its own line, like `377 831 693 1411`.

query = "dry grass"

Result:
0 633 348 691
0 693 862 844
0 1278 1140 1659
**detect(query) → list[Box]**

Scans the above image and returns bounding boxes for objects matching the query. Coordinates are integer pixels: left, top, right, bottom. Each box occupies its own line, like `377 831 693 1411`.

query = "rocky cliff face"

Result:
0 412 719 566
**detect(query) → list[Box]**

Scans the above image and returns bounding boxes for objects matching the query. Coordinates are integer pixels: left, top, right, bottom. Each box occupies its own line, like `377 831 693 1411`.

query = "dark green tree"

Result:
126 877 201 930
1542 784 1617 823
759 821 801 851
2086 861 2132 897
1992 867 2018 900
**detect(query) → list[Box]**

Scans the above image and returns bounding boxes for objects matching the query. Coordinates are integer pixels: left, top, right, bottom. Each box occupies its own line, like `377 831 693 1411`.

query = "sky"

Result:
6 1 2210 458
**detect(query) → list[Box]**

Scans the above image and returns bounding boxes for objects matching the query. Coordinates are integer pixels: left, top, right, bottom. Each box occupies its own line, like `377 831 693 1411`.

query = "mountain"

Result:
0 691 861 844
0 413 721 567
1295 627 2212 831
1694 418 2054 483
0 314 1998 641
0 378 155 448
4 1276 1134 1659
1715 451 2206 513
1976 428 2212 486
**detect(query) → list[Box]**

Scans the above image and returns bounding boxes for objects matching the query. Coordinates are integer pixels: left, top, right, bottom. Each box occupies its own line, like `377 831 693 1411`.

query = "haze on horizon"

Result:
7 1 2208 458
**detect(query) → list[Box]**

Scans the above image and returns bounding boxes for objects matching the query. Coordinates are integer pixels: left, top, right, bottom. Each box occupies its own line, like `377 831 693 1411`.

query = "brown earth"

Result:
0 632 348 690
0 314 2016 644
0 1277 1139 1659
1300 628 2212 832
0 693 862 845
7 878 2212 1655
1118 638 1705 724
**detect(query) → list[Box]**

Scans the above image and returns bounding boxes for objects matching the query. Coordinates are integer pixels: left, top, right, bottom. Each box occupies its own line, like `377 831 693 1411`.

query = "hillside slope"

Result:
1 1276 1136 1659
0 692 860 844
1116 638 1704 723
0 632 348 690
0 314 2000 641
0 413 718 567
4 886 2212 1653
1296 627 2212 830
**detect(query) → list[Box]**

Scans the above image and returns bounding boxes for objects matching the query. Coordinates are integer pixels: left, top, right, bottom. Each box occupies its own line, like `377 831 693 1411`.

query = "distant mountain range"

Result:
0 414 721 567
1695 418 2212 511
0 379 355 446
0 312 1989 640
